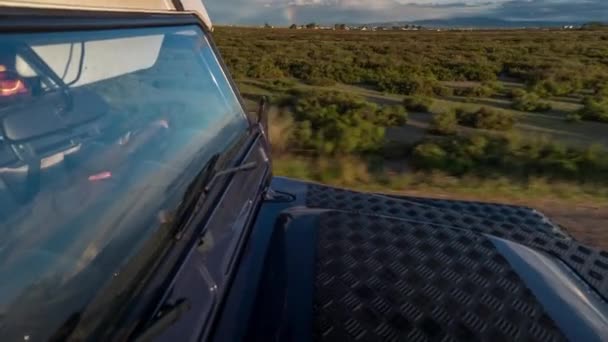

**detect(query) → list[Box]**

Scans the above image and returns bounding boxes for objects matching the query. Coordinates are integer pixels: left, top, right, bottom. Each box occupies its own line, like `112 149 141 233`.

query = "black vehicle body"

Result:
1 8 608 342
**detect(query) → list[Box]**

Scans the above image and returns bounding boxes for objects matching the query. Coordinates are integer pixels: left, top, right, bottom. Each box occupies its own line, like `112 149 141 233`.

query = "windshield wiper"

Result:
172 157 257 240
133 299 191 342
203 161 257 192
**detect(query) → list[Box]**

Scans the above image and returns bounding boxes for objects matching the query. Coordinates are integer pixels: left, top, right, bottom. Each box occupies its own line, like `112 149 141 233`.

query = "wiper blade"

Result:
172 156 257 240
171 153 219 240
133 299 190 342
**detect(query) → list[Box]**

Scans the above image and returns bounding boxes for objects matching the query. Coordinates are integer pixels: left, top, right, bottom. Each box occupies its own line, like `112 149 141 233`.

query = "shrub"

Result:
578 96 608 123
433 85 454 97
456 107 516 131
375 105 408 126
375 73 436 95
284 94 391 159
565 113 582 123
530 78 582 97
412 143 447 169
512 92 552 112
454 85 495 98
246 58 284 78
410 135 608 183
430 110 458 135
597 83 608 97
307 77 337 86
257 79 297 93
508 88 527 99
288 91 390 154
404 96 434 112
482 81 505 93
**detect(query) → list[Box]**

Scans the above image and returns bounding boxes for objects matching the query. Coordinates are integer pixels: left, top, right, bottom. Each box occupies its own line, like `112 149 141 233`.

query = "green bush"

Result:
307 77 337 86
597 83 608 97
508 88 527 99
565 113 582 123
283 91 410 154
579 96 608 122
430 110 458 135
246 58 284 78
375 105 408 126
412 143 447 169
456 107 516 131
512 92 552 112
529 78 582 97
404 96 434 112
410 134 608 183
454 85 495 98
433 85 454 97
256 79 297 93
482 81 505 93
376 74 437 96
289 91 386 154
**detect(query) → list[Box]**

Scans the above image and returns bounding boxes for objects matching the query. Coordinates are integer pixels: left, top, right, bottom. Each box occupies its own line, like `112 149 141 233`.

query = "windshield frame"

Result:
0 8 264 340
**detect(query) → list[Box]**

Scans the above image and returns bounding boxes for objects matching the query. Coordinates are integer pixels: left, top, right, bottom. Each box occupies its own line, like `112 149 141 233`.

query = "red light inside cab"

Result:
88 171 112 182
0 79 27 96
0 65 28 97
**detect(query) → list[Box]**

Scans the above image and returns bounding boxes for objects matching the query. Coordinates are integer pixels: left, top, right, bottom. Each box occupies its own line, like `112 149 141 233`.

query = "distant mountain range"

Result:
367 17 584 29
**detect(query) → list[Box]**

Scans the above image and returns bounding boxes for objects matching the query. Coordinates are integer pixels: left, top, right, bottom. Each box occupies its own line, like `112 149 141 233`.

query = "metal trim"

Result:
0 7 200 32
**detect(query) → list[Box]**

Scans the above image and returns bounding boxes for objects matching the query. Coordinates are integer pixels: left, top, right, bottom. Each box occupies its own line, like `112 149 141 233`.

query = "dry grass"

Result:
273 154 608 203
268 107 294 153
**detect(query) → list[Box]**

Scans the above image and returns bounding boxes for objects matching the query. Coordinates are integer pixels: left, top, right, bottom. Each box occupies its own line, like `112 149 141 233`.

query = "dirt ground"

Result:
538 203 608 250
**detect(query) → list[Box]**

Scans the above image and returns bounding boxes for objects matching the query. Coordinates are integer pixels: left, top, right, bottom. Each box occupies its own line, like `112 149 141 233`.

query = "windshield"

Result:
0 25 249 340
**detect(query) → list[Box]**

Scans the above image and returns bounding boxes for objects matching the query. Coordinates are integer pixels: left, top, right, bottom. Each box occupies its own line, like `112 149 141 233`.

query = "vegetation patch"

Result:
510 90 552 112
279 91 407 154
410 135 608 183
454 85 495 98
430 110 458 135
456 107 516 131
403 96 434 112
579 96 608 123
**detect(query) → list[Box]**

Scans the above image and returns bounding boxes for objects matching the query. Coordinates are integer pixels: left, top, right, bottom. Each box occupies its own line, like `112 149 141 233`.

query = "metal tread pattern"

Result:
314 211 566 341
306 184 608 299
307 184 567 239
390 195 566 238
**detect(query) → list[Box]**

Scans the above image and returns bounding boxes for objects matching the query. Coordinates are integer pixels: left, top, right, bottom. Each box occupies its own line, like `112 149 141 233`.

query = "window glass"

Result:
0 25 248 340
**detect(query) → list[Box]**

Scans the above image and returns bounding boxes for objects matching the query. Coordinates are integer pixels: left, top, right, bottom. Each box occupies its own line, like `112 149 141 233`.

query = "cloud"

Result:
203 0 604 25
491 0 607 21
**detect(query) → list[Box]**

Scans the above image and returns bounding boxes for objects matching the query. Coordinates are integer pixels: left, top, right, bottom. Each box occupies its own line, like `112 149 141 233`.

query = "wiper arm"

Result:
172 157 257 240
133 299 191 342
203 161 258 192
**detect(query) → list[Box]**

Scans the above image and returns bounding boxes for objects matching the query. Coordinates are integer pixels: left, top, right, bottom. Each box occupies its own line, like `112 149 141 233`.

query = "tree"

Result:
306 22 317 29
289 24 298 29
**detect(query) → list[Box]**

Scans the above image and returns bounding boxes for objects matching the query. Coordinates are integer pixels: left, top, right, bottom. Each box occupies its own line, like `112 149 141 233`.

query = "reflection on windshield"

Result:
0 25 248 340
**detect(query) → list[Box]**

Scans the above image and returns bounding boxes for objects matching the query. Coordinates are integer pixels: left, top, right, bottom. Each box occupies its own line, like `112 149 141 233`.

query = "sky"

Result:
203 0 607 25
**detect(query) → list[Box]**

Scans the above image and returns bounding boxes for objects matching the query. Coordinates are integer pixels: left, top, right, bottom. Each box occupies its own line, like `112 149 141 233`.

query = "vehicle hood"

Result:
229 177 608 342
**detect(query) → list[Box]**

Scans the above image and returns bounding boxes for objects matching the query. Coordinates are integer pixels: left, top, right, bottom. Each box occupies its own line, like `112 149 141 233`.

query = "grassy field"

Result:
238 77 608 148
215 27 608 207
